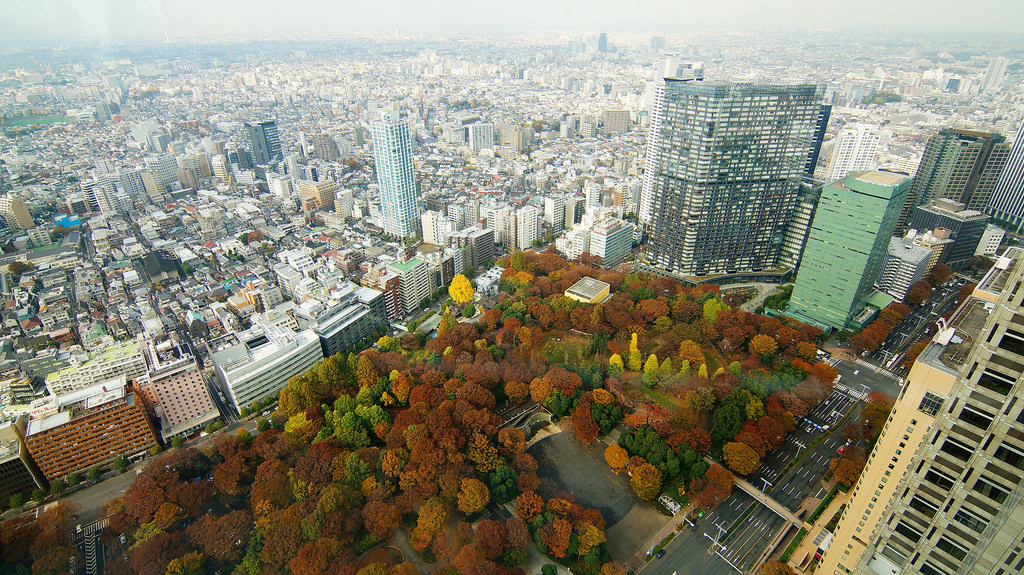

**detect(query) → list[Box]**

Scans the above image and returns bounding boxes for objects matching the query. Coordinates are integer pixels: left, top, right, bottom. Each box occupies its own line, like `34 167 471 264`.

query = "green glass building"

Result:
787 171 913 330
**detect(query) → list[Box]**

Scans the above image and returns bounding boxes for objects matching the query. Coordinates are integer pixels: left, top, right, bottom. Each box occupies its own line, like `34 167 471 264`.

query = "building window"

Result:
936 537 969 561
924 468 956 491
919 392 945 416
953 508 988 533
974 477 1011 504
978 368 1015 396
940 437 973 461
994 444 1024 470
959 405 996 430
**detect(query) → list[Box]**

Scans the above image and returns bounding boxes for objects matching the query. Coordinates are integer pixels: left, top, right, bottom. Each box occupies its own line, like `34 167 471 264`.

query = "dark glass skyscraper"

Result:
898 128 1010 232
638 81 826 281
245 119 282 166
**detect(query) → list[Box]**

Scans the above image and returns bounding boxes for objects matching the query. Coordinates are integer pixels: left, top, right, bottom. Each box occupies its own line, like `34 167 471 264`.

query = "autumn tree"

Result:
356 354 379 389
628 333 642 371
457 478 491 516
630 463 662 500
362 500 401 539
926 263 953 286
604 444 628 474
905 280 933 305
691 464 733 509
678 339 704 367
608 354 624 376
748 334 778 358
723 442 760 475
830 455 866 487
449 273 475 304
572 405 600 445
515 491 544 520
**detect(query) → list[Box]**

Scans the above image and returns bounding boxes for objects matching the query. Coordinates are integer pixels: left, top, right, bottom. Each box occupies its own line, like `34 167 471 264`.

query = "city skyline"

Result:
3 0 1024 47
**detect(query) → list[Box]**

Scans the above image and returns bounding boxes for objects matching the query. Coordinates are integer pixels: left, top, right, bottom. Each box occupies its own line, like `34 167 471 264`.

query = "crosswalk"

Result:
854 358 878 370
834 382 866 400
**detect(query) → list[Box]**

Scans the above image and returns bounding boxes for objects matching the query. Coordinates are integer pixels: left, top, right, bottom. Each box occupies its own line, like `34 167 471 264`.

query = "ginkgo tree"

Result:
448 273 475 304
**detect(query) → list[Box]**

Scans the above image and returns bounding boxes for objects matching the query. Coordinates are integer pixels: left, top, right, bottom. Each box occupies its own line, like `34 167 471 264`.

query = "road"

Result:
643 359 899 575
866 278 967 371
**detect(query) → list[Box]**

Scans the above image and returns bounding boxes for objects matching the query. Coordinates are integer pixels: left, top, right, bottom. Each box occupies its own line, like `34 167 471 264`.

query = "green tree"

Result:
171 436 184 449
608 354 624 376
113 454 129 473
8 492 24 509
87 466 102 481
643 354 660 386
66 471 82 487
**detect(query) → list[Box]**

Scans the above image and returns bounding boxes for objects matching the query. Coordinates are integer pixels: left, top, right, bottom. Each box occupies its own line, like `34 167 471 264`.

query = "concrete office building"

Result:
387 257 432 316
134 335 219 442
0 415 47 504
517 205 541 250
245 120 282 166
210 325 323 412
899 129 1010 230
986 120 1024 233
293 284 387 358
827 124 881 181
467 123 495 151
787 171 912 330
0 196 33 230
602 110 630 134
982 56 1008 92
590 218 634 267
976 224 1005 256
910 199 990 266
25 376 159 481
639 81 826 281
298 179 339 212
877 237 932 301
44 340 146 396
820 248 1024 575
447 227 495 270
545 196 566 233
371 112 420 239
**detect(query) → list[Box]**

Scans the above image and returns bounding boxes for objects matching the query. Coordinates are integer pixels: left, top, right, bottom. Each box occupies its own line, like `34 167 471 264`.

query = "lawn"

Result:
541 332 599 365
4 116 72 126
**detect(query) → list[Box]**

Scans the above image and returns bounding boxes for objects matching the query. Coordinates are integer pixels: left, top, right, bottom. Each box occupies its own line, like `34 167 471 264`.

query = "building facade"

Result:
827 124 881 181
876 237 932 301
590 218 634 267
899 128 1010 231
786 171 912 330
25 376 159 481
821 248 1024 575
371 112 420 238
639 81 826 280
245 120 282 166
986 120 1024 233
910 199 990 266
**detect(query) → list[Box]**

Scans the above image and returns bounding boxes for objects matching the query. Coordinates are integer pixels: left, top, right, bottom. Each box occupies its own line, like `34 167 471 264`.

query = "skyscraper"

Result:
0 196 33 230
986 119 1024 232
639 81 826 280
820 247 1024 575
370 112 420 239
982 56 1009 92
597 33 608 53
827 123 881 181
786 171 912 330
638 62 703 227
898 128 1010 231
245 120 282 166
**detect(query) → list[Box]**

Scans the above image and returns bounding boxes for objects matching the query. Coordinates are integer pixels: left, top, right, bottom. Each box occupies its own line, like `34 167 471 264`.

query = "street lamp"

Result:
761 478 773 492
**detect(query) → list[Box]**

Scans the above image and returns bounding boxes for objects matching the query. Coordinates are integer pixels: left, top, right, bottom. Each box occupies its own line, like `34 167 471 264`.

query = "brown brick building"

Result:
24 375 158 482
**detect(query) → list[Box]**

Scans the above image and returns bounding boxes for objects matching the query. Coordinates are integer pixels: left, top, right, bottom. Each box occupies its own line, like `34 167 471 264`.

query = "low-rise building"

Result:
565 277 611 304
210 324 323 412
24 375 159 481
877 237 932 301
44 340 146 396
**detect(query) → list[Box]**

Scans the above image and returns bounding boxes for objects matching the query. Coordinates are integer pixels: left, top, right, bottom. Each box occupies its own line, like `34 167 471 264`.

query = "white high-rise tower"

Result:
826 123 881 181
370 112 420 239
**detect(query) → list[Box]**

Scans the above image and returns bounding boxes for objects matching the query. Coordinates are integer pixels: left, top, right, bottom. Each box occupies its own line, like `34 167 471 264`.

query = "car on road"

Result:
853 370 860 375
656 550 666 559
837 446 846 455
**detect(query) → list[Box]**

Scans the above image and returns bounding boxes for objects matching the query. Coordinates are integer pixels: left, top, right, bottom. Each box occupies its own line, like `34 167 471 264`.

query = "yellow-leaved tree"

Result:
448 273 475 304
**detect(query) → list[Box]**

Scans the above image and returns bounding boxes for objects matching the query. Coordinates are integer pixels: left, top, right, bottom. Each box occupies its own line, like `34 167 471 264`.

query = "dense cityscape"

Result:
0 8 1022 575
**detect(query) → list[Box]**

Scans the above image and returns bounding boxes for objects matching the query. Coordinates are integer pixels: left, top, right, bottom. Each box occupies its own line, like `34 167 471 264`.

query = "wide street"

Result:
866 277 968 370
642 358 899 575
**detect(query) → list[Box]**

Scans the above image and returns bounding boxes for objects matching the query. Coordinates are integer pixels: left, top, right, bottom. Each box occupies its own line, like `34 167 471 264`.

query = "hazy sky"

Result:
1 0 1023 46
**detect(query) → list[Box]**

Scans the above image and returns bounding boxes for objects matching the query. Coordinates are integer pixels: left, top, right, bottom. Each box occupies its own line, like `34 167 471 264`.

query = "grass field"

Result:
542 332 597 365
3 116 72 126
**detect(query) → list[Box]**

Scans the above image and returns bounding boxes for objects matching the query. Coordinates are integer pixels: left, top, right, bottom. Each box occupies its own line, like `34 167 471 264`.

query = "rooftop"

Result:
566 277 611 300
854 170 909 186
